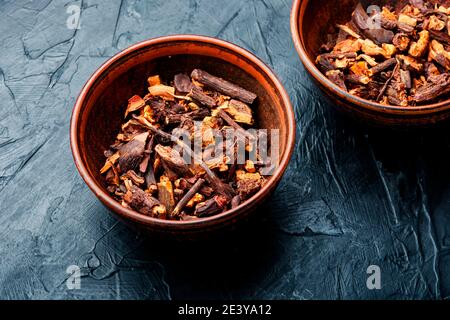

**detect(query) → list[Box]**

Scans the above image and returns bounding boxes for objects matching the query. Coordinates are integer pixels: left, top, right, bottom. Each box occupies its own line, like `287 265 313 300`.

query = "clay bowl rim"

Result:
290 0 450 116
70 34 296 231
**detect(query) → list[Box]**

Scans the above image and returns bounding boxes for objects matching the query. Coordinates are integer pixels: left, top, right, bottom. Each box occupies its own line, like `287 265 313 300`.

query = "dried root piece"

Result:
428 15 446 31
333 39 362 53
245 160 256 173
204 154 230 172
326 70 347 90
191 69 257 104
192 116 217 147
231 195 241 208
102 68 269 220
148 75 161 87
400 69 412 89
123 170 145 186
235 170 264 200
382 43 397 57
438 5 450 15
397 54 423 72
393 33 411 51
352 3 394 44
429 40 450 70
154 145 191 177
100 152 120 174
117 132 149 173
380 7 398 29
429 29 450 46
316 55 337 72
425 62 441 78
124 185 166 218
144 163 157 194
409 30 430 58
148 84 177 101
316 1 450 106
157 176 176 215
357 54 378 67
219 99 253 125
368 58 397 76
194 195 228 217
125 95 146 118
171 178 205 217
398 14 417 28
348 61 371 84
334 58 352 71
337 24 361 39
376 62 399 101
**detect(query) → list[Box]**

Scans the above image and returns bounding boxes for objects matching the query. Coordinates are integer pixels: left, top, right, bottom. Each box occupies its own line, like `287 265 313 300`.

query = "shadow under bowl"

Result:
291 0 450 127
70 35 296 238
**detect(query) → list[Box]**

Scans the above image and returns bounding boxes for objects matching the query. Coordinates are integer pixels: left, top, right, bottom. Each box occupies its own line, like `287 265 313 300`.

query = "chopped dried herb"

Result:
100 69 269 220
316 1 450 106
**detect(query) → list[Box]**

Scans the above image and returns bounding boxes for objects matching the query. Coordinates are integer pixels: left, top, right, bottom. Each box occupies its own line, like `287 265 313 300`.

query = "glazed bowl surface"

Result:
291 0 450 127
70 35 296 237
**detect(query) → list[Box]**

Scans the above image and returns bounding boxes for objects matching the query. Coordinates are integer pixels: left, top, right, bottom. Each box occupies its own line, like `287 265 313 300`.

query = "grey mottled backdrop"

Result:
0 0 449 300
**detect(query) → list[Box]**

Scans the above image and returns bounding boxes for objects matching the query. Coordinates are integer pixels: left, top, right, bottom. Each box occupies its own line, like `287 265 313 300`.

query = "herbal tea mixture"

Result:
100 69 270 221
316 0 450 106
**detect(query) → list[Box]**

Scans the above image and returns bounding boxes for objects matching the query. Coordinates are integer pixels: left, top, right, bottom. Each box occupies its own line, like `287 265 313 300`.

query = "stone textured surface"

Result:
1 0 450 300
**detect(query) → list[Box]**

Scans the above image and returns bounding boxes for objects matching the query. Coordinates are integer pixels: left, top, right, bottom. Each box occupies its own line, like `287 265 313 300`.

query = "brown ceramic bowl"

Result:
70 35 295 237
291 0 450 127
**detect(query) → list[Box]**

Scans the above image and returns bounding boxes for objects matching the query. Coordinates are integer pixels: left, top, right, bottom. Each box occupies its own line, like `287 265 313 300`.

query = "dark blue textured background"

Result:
1 0 449 300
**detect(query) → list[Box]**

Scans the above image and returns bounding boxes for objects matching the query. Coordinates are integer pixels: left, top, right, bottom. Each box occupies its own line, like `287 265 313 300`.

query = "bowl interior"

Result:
76 39 290 200
301 0 450 61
